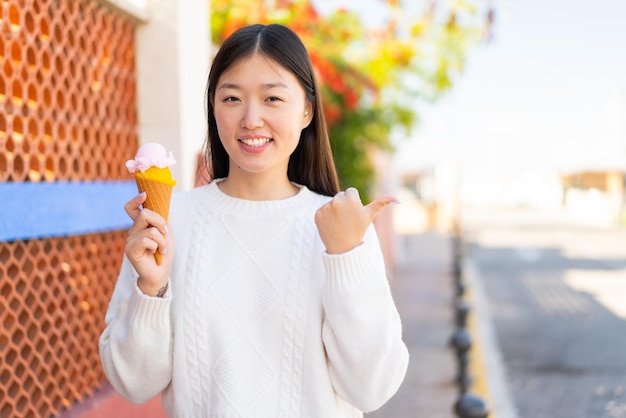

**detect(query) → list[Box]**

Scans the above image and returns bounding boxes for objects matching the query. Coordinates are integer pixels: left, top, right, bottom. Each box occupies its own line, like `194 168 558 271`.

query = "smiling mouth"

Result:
239 137 272 147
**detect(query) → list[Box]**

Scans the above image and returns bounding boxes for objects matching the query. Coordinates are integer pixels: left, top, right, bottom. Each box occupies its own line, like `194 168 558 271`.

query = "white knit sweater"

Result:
99 181 409 418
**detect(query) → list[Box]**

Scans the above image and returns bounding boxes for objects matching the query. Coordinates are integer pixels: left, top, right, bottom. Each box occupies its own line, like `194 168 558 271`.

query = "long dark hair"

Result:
203 24 340 197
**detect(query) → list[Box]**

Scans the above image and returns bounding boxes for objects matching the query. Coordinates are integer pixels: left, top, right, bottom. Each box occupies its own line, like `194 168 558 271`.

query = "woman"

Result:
100 23 408 417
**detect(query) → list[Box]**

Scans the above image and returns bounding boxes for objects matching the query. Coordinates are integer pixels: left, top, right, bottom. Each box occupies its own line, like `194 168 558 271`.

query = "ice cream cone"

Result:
135 166 176 265
126 142 177 266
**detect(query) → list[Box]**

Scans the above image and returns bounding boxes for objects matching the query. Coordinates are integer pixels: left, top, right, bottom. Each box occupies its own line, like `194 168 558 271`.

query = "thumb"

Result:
125 192 147 221
364 195 399 221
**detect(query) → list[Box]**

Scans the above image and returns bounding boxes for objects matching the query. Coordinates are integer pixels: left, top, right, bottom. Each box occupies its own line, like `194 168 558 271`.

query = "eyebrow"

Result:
218 82 290 90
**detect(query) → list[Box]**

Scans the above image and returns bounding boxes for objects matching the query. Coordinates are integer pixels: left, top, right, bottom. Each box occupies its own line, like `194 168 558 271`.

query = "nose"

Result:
240 103 264 129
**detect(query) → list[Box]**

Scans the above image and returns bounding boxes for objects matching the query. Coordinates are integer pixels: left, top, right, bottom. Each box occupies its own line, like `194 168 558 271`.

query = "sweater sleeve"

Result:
321 225 409 413
98 255 173 404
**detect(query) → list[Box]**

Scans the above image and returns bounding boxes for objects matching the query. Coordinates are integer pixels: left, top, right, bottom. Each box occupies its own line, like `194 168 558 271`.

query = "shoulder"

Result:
169 182 217 225
171 180 227 210
171 183 211 209
299 185 332 210
167 183 218 250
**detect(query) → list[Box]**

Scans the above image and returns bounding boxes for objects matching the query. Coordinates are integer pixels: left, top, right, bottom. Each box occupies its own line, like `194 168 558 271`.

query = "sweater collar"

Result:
204 179 319 214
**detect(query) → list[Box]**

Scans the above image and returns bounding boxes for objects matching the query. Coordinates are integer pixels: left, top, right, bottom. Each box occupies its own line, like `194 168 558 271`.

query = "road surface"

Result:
463 208 626 418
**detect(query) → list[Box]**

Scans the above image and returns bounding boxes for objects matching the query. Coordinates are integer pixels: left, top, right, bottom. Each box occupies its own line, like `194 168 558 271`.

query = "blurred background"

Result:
1 0 625 417
389 0 626 233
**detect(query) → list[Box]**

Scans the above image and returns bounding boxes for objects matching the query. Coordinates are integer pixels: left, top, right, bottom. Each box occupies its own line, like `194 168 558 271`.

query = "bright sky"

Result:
409 0 626 174
315 0 626 176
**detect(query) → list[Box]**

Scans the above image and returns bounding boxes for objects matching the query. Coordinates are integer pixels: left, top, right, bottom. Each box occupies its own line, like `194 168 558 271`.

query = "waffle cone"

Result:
135 167 176 265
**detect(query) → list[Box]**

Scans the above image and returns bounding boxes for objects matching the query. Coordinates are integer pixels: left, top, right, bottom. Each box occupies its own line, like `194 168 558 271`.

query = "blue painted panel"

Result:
0 181 138 241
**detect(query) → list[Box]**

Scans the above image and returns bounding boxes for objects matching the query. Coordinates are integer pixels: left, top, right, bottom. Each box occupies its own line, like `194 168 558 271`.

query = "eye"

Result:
223 96 240 103
266 96 282 103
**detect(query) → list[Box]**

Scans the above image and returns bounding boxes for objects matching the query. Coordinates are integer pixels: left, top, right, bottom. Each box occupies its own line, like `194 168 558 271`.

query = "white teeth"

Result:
240 137 271 147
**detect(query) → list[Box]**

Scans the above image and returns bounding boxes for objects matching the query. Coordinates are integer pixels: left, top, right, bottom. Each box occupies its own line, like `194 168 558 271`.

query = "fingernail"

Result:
388 200 402 205
164 226 169 234
139 192 146 198
162 248 168 256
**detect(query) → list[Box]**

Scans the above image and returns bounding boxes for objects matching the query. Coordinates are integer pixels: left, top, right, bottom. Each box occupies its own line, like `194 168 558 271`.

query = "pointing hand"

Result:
314 187 397 254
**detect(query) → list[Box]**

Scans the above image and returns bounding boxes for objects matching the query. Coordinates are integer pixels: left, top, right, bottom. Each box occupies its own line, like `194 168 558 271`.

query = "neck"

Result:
218 172 299 201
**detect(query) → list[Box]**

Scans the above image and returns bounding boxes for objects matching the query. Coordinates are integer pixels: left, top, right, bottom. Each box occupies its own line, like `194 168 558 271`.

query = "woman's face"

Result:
213 53 313 180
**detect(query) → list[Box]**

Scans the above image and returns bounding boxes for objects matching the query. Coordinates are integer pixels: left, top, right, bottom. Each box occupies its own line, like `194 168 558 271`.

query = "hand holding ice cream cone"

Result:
126 142 176 266
124 193 173 295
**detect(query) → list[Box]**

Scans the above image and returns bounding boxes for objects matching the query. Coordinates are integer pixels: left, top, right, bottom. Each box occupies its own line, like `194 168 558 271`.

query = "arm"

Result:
99 193 174 403
321 227 409 412
98 255 173 404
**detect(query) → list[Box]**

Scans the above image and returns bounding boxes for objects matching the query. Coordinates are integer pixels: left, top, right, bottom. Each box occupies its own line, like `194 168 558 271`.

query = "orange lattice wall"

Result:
0 0 137 183
0 0 139 416
0 233 126 417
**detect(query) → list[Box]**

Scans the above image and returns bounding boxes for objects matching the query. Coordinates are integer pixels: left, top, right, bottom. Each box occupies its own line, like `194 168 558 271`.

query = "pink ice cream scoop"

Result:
126 142 176 173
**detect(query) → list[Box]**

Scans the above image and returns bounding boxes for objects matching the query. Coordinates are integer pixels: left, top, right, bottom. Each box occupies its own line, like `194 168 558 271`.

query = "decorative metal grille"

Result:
0 0 138 416
0 232 127 417
0 0 137 183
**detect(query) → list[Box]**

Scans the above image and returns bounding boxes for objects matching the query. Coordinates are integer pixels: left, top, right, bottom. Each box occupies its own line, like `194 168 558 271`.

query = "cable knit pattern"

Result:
184 194 214 413
278 209 313 416
99 180 409 418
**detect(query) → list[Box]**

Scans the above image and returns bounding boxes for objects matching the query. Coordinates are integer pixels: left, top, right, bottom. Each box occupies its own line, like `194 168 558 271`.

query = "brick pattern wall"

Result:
0 1 138 416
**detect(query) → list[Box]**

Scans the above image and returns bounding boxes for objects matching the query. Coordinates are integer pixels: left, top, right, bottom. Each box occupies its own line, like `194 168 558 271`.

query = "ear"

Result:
301 102 313 129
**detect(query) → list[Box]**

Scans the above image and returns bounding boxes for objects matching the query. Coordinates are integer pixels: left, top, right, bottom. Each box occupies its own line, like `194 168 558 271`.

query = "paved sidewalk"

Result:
367 231 459 418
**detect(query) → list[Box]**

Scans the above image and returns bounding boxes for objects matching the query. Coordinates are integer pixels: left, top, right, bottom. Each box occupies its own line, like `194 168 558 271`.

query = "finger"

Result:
334 191 345 199
125 233 159 259
126 226 167 258
145 226 168 254
128 208 168 236
141 236 159 254
364 195 399 221
124 192 147 221
345 187 361 202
